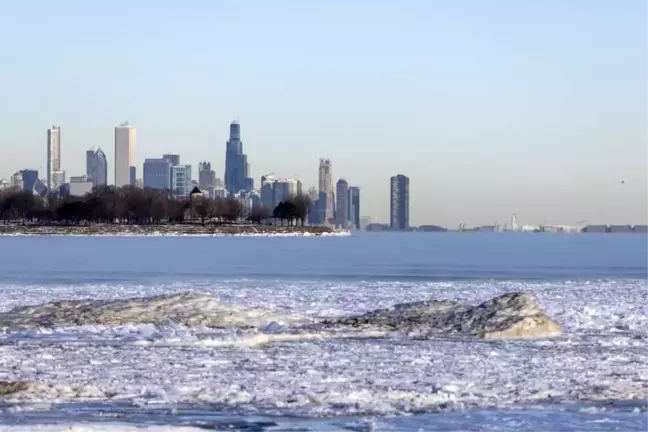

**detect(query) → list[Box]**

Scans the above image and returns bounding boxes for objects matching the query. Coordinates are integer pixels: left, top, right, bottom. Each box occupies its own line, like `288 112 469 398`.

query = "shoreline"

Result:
0 224 348 237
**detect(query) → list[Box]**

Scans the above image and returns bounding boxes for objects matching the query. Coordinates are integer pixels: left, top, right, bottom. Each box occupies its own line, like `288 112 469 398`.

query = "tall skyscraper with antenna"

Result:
224 120 253 193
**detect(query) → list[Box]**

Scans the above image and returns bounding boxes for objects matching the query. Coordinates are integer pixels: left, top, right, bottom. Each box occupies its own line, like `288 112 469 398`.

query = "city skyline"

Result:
0 1 645 226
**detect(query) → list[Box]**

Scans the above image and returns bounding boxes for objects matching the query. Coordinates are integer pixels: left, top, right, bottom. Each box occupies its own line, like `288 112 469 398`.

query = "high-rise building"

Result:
260 174 276 209
129 166 137 186
69 175 94 196
114 122 136 187
10 172 23 189
307 186 318 202
224 121 253 193
162 154 180 166
86 148 108 188
20 169 39 192
390 174 410 230
171 165 192 197
198 162 216 190
318 158 334 224
51 171 66 191
47 126 61 191
86 150 95 178
335 179 349 229
348 186 360 230
273 178 302 206
143 158 172 190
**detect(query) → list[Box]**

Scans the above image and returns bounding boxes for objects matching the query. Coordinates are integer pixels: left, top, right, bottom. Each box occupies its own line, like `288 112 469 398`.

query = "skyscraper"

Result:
171 165 192 197
114 122 136 187
224 121 253 193
129 166 137 186
348 186 361 230
86 150 95 179
318 158 334 224
162 154 180 166
47 126 61 190
143 158 172 190
20 169 39 192
390 174 410 230
86 148 108 188
307 186 318 202
272 178 302 206
335 179 349 229
198 162 216 189
260 174 276 209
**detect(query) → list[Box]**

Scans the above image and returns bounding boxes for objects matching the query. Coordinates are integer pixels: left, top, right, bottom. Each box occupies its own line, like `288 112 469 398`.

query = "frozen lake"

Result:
0 233 646 431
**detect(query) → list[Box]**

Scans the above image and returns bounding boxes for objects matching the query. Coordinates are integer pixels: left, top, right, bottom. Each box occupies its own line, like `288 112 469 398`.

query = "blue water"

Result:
0 232 646 432
0 232 645 282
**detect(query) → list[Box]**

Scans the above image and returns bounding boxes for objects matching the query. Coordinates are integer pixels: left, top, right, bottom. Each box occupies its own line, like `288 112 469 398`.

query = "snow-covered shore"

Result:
0 224 348 237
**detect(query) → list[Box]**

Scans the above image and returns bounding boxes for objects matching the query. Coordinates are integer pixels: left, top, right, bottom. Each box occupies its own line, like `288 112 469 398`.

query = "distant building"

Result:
33 178 48 197
51 171 66 191
211 186 227 199
318 159 334 224
360 216 375 231
273 178 301 205
307 186 318 202
314 191 329 226
584 225 608 233
335 179 349 229
47 126 61 191
163 154 180 166
129 166 137 186
634 225 648 233
10 172 23 189
20 169 39 192
366 223 390 232
143 158 172 190
171 165 192 197
86 148 108 188
390 174 409 230
0 178 9 190
224 121 253 193
609 225 633 233
68 175 94 196
348 186 360 230
260 174 276 209
189 186 203 202
115 122 136 187
198 162 216 190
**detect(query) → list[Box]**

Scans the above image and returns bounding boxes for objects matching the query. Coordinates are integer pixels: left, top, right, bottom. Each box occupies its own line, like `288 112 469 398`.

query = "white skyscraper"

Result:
47 126 61 190
114 121 136 187
318 158 334 224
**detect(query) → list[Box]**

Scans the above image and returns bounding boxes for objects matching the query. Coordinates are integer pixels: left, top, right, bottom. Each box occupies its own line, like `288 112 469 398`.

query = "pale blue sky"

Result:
0 0 646 226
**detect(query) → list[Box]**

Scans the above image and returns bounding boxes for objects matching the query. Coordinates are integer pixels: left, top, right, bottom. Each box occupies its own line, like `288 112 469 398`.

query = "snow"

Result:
0 278 645 421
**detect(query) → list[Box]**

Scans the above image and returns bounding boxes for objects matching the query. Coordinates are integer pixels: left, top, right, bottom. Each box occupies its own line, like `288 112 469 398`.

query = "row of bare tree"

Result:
0 186 312 226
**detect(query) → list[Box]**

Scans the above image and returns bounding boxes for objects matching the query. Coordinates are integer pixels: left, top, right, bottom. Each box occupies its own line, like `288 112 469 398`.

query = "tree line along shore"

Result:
0 186 332 234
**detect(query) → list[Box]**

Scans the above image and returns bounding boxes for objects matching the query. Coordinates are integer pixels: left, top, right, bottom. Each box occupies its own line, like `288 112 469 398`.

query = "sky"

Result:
0 0 646 227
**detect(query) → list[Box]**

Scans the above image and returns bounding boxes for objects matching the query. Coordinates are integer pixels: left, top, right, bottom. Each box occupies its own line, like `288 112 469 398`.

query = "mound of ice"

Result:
0 293 312 332
318 292 562 339
0 380 104 401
